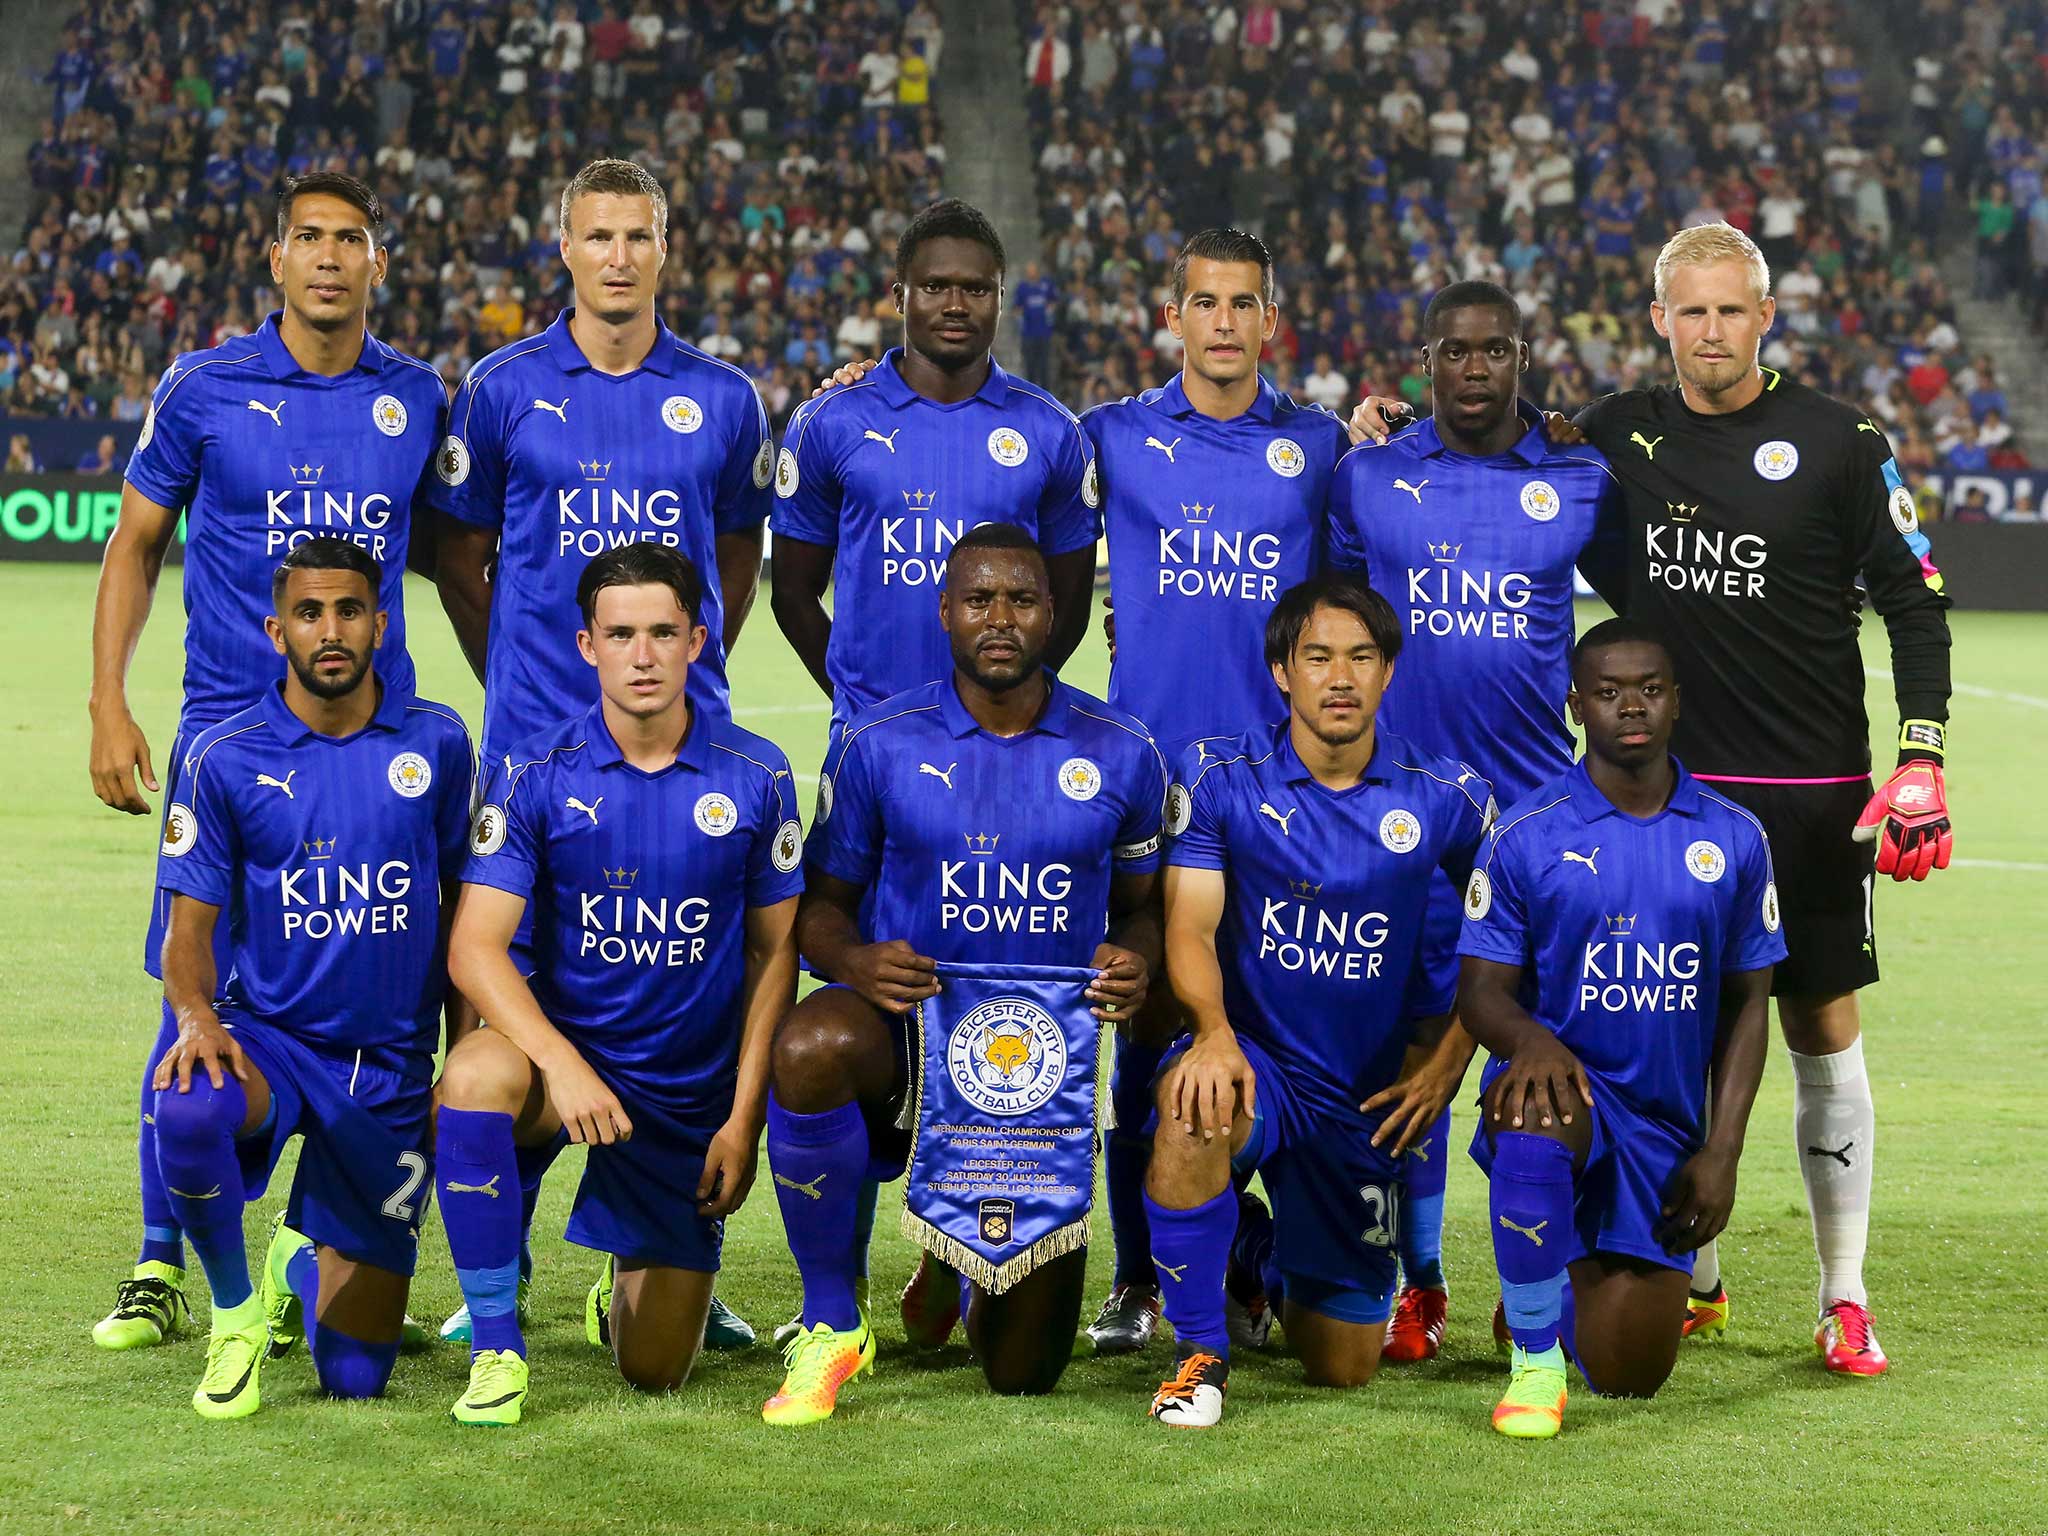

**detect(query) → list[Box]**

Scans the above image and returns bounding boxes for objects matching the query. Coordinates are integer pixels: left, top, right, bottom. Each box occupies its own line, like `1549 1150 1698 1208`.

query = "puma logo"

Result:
1498 1215 1548 1246
773 768 791 779
773 1171 828 1200
1393 477 1428 502
918 761 957 790
1409 1144 1429 1162
1258 802 1297 835
1806 1141 1855 1168
246 399 284 426
168 1184 223 1200
256 771 296 799
863 428 900 452
566 795 602 825
1152 1255 1189 1283
1144 435 1180 463
1561 848 1599 874
531 397 568 422
1630 431 1663 459
445 1175 501 1198
1857 421 1883 435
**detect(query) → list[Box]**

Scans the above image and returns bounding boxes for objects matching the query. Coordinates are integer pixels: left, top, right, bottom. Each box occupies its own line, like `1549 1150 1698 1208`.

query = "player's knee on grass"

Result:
437 1028 539 1117
1285 1283 1389 1388
970 1250 1086 1396
1567 1257 1687 1398
609 1261 713 1393
770 992 896 1114
313 1249 410 1346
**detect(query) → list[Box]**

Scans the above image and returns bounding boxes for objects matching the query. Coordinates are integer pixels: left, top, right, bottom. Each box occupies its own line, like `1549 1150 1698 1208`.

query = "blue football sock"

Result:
284 1238 321 1355
437 1108 525 1357
136 1005 185 1268
1490 1131 1574 1355
513 1133 563 1282
767 1093 868 1331
1107 1040 1164 1286
152 1075 250 1310
852 1176 880 1281
311 1323 400 1400
1143 1187 1234 1357
1398 1107 1451 1291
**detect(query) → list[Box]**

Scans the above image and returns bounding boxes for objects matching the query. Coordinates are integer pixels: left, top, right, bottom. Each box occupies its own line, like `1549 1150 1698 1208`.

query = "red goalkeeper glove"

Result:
1853 760 1952 881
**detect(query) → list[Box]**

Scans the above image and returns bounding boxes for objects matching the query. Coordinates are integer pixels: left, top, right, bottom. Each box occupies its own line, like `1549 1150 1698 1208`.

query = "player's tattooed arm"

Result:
1657 964 1772 1251
1160 865 1255 1139
767 534 836 699
1363 1017 1480 1156
1089 869 1159 1023
431 513 497 684
448 882 633 1145
793 871 941 1013
88 482 183 813
155 895 247 1093
700 894 800 1218
1459 955 1593 1130
715 527 764 656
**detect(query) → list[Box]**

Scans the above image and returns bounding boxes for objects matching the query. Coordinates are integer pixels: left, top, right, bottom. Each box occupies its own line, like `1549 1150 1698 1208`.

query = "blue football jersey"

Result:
770 349 1099 722
462 703 803 1126
1325 409 1623 806
1459 759 1787 1142
124 313 446 731
1168 724 1493 1114
154 680 475 1078
1085 376 1347 755
806 675 1166 968
432 310 774 762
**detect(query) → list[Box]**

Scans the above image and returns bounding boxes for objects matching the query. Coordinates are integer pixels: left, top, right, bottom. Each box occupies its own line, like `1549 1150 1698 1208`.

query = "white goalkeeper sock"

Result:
1791 1038 1874 1310
1691 1235 1722 1296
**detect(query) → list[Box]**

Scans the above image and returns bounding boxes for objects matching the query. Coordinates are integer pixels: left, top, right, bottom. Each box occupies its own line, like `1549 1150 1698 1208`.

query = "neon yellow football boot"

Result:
192 1308 268 1421
1492 1344 1568 1440
761 1314 875 1426
451 1348 529 1427
94 1261 190 1350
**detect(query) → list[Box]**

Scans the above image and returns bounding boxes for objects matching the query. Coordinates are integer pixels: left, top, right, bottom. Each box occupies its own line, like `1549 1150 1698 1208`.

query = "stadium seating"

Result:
1011 1 2034 480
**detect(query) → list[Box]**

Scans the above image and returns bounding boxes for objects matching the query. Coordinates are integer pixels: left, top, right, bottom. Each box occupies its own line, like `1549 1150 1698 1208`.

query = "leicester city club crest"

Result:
694 792 739 836
987 426 1029 467
1379 807 1422 854
1685 839 1727 883
371 394 408 437
1753 439 1799 481
387 751 432 798
661 395 704 434
1057 757 1102 802
1520 479 1561 522
1266 437 1306 478
947 995 1067 1117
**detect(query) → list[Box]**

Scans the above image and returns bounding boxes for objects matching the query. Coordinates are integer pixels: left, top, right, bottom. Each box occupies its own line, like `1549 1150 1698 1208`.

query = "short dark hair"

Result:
272 535 380 606
1571 616 1674 681
1170 227 1274 306
275 171 384 246
559 157 668 237
895 198 1005 282
577 543 703 628
946 521 1046 579
1264 575 1403 669
1423 280 1521 342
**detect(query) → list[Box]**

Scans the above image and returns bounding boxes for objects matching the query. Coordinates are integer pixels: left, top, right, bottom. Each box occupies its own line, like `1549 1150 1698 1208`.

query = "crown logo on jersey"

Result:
1429 540 1462 563
963 832 1001 856
579 458 611 481
1607 912 1637 936
303 836 337 860
1180 502 1216 524
604 866 638 890
1666 501 1699 522
1287 877 1323 900
902 487 937 514
291 462 324 486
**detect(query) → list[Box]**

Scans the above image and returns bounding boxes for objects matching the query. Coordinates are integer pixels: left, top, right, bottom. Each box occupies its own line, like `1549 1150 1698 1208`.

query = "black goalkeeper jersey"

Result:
1575 369 1952 780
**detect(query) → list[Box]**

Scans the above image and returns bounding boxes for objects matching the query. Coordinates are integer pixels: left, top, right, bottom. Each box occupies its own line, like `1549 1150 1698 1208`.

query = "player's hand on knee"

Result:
1485 1037 1592 1130
547 1055 633 1145
696 1117 758 1218
154 1011 247 1093
811 356 878 398
843 939 941 1014
1085 941 1149 1022
1169 1031 1255 1141
1656 1146 1738 1251
89 707 158 815
1345 394 1415 446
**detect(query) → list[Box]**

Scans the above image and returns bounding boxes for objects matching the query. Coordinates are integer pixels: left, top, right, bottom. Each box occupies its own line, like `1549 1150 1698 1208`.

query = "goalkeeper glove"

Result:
1853 760 1952 881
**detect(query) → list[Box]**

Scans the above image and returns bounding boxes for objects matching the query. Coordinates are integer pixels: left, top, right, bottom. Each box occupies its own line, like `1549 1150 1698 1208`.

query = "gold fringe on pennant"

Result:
900 1207 1092 1296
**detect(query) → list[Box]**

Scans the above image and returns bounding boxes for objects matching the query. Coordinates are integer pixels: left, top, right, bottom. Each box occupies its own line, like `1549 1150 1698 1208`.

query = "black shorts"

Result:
1700 777 1877 997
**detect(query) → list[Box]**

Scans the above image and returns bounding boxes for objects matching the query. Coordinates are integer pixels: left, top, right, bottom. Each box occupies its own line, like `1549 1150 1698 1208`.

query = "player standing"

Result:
1459 620 1781 1437
430 157 774 1348
87 171 448 1352
759 524 1163 1423
150 538 474 1418
1142 576 1493 1426
1078 228 1348 1355
435 545 801 1425
1353 225 1953 1372
1323 281 1623 1363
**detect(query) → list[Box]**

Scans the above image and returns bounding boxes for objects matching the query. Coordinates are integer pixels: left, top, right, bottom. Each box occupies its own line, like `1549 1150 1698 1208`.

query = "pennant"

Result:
900 961 1103 1295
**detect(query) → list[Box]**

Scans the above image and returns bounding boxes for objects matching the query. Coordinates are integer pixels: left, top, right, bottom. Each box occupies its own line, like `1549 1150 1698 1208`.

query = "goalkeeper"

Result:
1351 223 1952 1376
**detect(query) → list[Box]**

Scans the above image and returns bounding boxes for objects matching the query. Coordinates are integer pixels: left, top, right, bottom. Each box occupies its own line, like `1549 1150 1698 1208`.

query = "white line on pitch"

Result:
1949 857 2048 872
1865 668 2048 711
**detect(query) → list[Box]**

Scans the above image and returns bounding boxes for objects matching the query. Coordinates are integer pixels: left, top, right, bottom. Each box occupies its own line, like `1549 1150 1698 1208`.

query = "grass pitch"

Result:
1 565 2043 1535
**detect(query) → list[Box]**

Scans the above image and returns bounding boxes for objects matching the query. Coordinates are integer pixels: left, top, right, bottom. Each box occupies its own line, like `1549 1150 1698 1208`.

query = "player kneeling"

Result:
1145 577 1493 1426
438 546 800 1426
152 538 475 1419
1458 620 1782 1439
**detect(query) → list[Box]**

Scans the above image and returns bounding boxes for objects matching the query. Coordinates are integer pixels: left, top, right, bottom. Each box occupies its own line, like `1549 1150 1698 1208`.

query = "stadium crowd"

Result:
7 0 945 457
1013 0 2039 482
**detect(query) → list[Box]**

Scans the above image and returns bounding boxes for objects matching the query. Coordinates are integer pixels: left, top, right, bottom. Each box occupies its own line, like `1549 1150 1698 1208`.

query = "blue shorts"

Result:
1162 1033 1401 1325
1408 867 1461 1022
563 1062 724 1274
1469 1065 1696 1276
224 1013 432 1276
145 724 234 983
